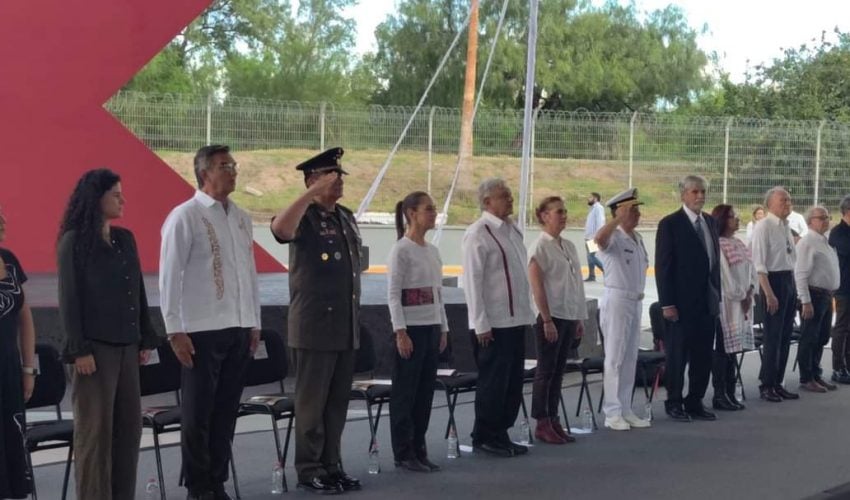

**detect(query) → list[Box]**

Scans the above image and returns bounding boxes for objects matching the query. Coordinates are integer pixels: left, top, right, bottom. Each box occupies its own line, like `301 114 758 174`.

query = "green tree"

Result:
368 0 711 111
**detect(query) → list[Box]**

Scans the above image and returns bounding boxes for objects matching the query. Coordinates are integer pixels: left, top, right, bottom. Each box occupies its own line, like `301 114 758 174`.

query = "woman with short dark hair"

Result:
0 205 36 499
58 169 162 500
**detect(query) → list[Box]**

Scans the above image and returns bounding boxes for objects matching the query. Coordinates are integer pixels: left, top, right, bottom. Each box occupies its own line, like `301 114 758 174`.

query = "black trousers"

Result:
831 295 850 373
711 327 736 400
471 326 526 444
181 328 251 495
663 313 716 410
389 325 440 461
293 348 355 482
531 316 576 419
759 272 797 388
797 289 833 383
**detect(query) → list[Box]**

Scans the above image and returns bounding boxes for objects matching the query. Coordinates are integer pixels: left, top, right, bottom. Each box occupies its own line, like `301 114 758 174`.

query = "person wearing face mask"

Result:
528 196 586 443
595 188 650 431
57 169 161 500
0 205 36 500
584 192 606 282
160 146 262 500
271 147 363 494
386 191 448 472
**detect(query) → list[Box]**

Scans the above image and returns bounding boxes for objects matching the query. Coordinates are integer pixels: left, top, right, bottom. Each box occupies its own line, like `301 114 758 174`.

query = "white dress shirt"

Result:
159 190 261 334
584 202 606 240
787 211 809 237
462 211 534 333
387 237 449 332
795 230 840 303
598 227 648 296
528 232 588 321
750 212 796 274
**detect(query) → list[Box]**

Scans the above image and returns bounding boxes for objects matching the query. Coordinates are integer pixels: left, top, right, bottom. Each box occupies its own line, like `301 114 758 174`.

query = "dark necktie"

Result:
694 216 711 266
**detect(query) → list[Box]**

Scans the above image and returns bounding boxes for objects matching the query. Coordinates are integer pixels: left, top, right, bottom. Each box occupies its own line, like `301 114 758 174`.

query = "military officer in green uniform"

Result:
271 147 362 495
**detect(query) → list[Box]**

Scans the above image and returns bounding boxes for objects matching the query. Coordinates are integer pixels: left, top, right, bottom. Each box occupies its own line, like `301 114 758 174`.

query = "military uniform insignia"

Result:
321 252 329 261
334 251 342 261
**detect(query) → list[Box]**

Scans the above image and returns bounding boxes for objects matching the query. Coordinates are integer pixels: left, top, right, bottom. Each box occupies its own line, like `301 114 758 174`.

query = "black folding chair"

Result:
349 324 392 453
637 302 667 403
433 331 477 456
736 294 766 400
25 343 73 500
237 330 294 493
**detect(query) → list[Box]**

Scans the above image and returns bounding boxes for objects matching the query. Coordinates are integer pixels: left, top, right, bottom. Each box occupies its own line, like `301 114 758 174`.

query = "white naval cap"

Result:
606 187 643 209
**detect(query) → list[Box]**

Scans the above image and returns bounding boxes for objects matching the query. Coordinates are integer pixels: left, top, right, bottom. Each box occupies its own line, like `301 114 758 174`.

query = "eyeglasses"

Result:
812 215 829 221
215 162 239 174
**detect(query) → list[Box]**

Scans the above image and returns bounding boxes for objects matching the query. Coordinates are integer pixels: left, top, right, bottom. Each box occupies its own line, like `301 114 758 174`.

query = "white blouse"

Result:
528 232 588 321
386 237 449 332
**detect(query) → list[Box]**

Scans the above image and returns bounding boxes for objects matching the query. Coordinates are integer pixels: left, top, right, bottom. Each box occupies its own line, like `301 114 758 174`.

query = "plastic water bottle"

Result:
518 417 531 446
447 424 459 459
644 401 653 422
736 380 744 401
144 477 160 500
270 461 284 494
581 409 594 433
368 438 381 474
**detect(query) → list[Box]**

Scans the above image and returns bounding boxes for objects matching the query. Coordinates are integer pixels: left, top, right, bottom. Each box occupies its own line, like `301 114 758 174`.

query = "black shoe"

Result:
685 406 717 421
506 441 529 455
726 393 746 410
186 492 215 500
759 386 782 402
210 484 232 500
297 476 343 495
712 396 738 411
774 386 799 400
832 371 850 384
330 472 362 491
416 456 441 472
584 277 596 282
394 458 431 472
472 440 514 457
665 405 692 422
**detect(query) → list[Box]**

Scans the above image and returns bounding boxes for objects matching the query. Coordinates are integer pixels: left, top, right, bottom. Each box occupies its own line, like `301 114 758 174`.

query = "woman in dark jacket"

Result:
57 169 162 500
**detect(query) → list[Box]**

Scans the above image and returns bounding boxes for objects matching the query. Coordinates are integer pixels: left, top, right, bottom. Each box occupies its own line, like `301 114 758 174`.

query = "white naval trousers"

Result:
600 289 643 418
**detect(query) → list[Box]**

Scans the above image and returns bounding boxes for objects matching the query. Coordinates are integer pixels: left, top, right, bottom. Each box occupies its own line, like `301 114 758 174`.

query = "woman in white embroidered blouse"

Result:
528 196 587 444
387 191 448 472
711 204 757 411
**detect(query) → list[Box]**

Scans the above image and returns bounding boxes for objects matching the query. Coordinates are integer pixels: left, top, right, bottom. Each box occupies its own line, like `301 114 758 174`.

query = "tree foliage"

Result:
685 29 850 121
369 0 711 111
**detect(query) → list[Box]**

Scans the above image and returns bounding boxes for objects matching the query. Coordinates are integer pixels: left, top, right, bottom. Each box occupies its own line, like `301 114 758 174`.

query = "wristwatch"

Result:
22 366 38 376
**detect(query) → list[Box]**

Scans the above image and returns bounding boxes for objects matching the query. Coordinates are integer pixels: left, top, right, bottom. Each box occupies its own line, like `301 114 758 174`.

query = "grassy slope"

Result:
158 148 725 227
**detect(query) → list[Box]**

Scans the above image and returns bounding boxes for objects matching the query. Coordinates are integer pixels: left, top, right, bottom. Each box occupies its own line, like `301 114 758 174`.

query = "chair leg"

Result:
374 402 384 436
736 353 747 401
559 391 571 433
152 430 167 500
364 398 377 453
61 443 73 500
575 374 587 417
229 441 241 500
597 387 604 414
281 416 293 492
443 389 455 439
27 450 38 500
650 368 662 402
585 382 598 430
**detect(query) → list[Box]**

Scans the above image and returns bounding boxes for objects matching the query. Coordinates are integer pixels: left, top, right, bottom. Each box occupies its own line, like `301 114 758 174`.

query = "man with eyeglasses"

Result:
794 206 839 393
160 145 261 500
750 187 799 403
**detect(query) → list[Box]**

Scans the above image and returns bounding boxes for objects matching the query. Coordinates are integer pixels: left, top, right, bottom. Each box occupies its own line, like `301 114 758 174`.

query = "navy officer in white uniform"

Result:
594 188 651 431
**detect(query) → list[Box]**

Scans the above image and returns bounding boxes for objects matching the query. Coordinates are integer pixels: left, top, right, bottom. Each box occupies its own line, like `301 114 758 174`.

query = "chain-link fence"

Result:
106 91 850 212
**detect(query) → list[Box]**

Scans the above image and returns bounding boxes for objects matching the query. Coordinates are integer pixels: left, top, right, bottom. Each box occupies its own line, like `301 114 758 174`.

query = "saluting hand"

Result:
169 332 195 368
307 172 338 197
396 330 413 359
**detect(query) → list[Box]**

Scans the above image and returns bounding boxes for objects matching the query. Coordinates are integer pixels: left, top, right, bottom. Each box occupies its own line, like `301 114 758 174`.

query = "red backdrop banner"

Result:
0 0 283 273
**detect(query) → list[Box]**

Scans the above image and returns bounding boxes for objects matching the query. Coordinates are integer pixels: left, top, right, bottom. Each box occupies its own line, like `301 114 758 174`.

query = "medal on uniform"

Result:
321 252 329 261
321 221 327 228
334 251 342 260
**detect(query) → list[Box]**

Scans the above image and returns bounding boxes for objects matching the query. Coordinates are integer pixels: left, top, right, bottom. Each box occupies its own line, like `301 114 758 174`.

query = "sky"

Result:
341 0 850 83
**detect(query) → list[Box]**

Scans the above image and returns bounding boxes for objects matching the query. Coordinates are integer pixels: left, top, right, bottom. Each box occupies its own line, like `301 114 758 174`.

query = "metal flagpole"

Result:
517 0 539 236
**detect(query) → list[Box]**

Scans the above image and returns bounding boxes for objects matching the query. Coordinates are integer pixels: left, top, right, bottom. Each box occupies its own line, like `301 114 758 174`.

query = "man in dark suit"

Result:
655 175 721 422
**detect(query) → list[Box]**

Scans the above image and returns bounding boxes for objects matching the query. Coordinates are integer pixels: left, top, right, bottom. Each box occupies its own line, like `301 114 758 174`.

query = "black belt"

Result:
809 286 834 296
768 270 793 276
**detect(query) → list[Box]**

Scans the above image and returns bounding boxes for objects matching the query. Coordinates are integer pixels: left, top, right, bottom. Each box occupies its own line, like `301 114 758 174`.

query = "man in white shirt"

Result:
462 178 534 457
584 192 606 282
750 187 799 402
159 145 261 500
794 206 840 393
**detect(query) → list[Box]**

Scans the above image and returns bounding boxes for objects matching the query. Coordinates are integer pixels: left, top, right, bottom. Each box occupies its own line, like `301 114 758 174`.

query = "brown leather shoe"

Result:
534 418 566 444
799 381 827 393
550 418 576 443
815 377 838 391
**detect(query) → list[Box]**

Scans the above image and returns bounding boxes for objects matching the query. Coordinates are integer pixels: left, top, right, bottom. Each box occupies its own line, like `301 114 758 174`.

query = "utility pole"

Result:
458 0 479 176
